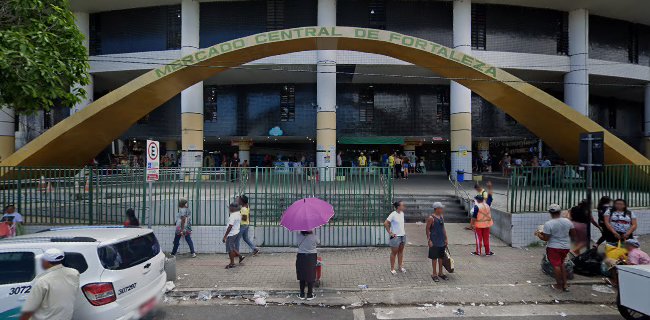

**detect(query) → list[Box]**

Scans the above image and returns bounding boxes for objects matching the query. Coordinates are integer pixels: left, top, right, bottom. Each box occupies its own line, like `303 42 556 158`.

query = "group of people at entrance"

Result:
535 196 648 292
383 182 496 282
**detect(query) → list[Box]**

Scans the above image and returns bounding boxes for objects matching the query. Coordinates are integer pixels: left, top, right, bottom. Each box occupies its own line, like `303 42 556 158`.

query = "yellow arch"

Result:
3 27 649 167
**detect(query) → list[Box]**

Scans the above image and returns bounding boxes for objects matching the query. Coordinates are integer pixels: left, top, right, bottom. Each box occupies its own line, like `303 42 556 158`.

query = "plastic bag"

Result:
605 241 627 261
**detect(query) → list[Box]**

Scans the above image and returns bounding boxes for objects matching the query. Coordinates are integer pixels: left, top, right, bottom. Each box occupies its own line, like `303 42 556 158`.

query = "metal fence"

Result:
507 165 650 212
0 166 393 244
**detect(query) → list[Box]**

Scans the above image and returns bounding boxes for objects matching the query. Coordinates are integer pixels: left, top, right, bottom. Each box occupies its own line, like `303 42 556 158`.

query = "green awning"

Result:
338 137 405 145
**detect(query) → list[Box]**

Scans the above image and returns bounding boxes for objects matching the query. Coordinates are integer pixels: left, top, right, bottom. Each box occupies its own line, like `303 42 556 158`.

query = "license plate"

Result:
139 297 157 316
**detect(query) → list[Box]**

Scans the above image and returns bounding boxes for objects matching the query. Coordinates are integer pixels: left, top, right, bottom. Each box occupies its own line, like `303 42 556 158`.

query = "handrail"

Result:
448 175 472 203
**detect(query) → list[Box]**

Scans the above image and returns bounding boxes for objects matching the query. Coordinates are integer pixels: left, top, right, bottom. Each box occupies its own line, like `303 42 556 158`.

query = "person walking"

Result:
171 198 196 258
595 196 614 247
123 208 140 227
535 204 575 292
402 156 409 179
237 195 259 256
20 249 80 320
296 230 319 300
1 204 24 237
384 201 407 275
604 199 638 243
222 202 244 269
470 194 494 256
426 202 448 282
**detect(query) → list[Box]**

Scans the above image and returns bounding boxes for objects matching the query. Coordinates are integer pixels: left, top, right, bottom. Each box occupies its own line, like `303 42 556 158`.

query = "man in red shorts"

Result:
536 204 576 292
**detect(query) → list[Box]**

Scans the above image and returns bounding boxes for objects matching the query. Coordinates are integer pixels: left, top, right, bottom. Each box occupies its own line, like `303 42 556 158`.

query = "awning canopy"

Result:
338 137 405 145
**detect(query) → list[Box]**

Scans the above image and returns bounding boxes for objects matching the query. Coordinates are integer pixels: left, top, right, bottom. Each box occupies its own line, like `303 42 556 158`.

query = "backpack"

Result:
572 248 604 276
541 254 575 280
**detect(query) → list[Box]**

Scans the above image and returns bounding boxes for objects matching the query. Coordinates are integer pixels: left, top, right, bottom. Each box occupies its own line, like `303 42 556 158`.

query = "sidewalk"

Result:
167 223 639 306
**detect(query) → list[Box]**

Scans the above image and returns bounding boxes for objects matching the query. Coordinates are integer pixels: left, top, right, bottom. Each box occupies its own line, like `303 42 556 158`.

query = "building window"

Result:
14 114 19 132
166 5 181 50
359 86 375 123
471 4 486 50
628 24 639 64
89 14 101 55
608 106 617 129
267 0 285 31
280 84 295 122
436 88 450 124
204 86 218 122
369 0 386 30
43 110 52 129
556 12 569 55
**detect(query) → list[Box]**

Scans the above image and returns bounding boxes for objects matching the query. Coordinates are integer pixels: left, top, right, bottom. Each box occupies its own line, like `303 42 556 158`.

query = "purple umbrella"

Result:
280 197 335 231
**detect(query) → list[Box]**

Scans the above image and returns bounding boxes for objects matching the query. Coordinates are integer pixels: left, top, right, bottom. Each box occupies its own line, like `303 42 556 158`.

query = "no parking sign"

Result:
146 140 159 182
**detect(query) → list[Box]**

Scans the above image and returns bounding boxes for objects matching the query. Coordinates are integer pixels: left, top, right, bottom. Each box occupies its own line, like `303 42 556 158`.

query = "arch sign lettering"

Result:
2 27 648 167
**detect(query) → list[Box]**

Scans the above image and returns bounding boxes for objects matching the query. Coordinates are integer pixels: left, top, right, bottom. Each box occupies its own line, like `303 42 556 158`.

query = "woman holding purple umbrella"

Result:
296 230 319 300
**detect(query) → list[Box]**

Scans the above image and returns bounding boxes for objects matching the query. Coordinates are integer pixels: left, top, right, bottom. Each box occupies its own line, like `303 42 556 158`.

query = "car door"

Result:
0 249 43 320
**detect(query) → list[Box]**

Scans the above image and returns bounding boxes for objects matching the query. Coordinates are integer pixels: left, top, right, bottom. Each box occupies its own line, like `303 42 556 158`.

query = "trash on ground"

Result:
508 284 515 287
521 300 527 304
358 284 369 290
592 284 615 294
217 295 224 299
470 303 476 306
479 304 485 307
554 300 559 304
415 221 423 225
526 281 532 284
254 291 269 298
341 306 346 310
422 303 433 307
164 281 176 293
351 302 364 307
181 296 189 301
454 308 465 316
435 302 444 308
498 301 504 306
484 294 489 297
254 297 266 305
559 312 567 317
197 290 212 301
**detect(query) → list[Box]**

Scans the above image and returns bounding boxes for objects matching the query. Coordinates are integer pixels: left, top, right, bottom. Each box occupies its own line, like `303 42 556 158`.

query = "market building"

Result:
4 0 650 176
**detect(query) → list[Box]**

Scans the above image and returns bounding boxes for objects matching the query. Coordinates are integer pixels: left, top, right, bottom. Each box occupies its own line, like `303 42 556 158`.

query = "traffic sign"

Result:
146 140 160 182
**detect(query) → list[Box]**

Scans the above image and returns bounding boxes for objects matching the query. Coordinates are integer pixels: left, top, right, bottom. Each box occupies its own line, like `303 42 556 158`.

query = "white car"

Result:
0 226 166 320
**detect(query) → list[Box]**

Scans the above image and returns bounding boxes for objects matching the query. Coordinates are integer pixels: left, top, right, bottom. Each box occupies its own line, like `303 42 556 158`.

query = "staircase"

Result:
396 193 468 223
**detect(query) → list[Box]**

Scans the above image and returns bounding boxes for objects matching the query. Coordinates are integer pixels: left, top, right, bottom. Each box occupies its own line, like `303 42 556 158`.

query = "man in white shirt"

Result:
20 248 80 320
384 201 407 275
222 202 243 269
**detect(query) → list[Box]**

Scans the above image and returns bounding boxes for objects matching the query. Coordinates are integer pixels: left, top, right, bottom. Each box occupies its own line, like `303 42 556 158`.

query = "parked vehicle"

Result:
0 226 166 320
617 264 650 319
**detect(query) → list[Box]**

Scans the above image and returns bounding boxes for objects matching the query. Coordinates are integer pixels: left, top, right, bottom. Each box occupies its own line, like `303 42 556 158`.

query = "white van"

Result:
0 226 166 320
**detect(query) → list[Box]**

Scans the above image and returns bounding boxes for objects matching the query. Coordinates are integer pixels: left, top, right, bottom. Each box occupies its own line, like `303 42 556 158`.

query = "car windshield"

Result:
97 233 160 270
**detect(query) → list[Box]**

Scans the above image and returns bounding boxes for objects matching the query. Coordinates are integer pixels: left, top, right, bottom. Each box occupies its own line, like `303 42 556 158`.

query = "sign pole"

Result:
147 181 153 229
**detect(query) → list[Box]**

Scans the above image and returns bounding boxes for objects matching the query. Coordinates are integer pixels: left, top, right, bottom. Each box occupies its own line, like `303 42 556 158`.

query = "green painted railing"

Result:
507 165 650 212
0 166 392 244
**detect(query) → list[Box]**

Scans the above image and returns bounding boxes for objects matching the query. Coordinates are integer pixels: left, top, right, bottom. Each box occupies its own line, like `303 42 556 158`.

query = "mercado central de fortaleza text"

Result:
155 26 498 79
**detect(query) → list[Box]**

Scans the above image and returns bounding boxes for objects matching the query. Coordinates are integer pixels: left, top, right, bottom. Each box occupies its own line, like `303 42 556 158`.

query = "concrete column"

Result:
564 9 589 116
0 108 15 160
71 12 93 114
316 0 337 179
643 84 650 159
180 0 204 167
166 140 178 156
451 0 473 180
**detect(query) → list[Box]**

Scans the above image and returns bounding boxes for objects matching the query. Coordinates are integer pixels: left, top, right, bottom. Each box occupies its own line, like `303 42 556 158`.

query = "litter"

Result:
484 294 489 297
592 285 616 294
341 306 346 310
181 296 189 301
521 300 527 305
351 302 364 307
183 273 189 276
164 281 176 293
254 291 269 298
407 242 413 245
423 304 434 307
197 290 212 301
417 307 427 311
559 312 567 317
456 287 462 290
554 300 559 304
591 294 598 297
479 304 485 307
358 285 369 290
435 302 445 308
526 281 532 284
415 221 423 225
508 284 515 287
599 305 607 308
254 297 266 305
470 303 476 306
498 301 504 306
217 295 224 299
286 295 291 299
453 308 465 316
337 291 341 295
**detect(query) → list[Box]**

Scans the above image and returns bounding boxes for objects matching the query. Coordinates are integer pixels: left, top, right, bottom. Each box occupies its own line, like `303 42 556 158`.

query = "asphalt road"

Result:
153 304 624 320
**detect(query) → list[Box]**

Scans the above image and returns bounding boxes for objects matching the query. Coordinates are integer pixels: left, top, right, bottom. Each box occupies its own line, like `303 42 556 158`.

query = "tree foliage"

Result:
0 0 89 114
